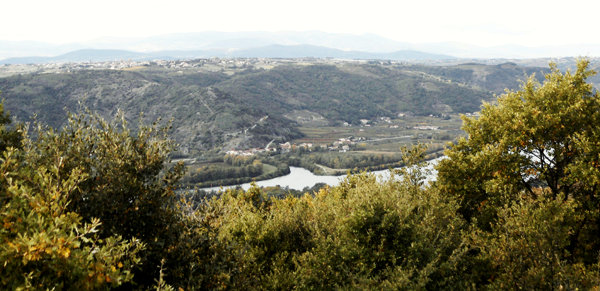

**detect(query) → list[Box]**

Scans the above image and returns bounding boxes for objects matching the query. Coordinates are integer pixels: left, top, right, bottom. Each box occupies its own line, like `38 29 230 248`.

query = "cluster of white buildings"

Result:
413 125 440 130
226 147 276 156
226 137 362 156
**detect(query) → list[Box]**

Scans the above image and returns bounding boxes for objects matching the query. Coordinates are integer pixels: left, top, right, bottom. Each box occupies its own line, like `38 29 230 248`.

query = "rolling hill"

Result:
0 59 549 156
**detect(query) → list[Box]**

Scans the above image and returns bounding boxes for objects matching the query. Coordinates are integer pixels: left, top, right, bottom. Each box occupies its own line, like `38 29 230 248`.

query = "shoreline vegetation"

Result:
179 148 446 189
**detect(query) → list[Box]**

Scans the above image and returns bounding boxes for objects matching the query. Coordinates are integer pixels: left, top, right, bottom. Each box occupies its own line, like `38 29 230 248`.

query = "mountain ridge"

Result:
3 31 600 60
0 45 455 64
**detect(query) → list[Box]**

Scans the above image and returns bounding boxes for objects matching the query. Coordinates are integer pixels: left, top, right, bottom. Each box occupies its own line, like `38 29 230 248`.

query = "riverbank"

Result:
197 156 444 192
311 150 445 176
179 148 446 191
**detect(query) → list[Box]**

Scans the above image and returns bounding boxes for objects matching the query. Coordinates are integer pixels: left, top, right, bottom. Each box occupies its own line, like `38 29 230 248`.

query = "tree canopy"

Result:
437 59 600 223
1 104 145 289
0 101 21 153
0 107 195 289
436 59 600 287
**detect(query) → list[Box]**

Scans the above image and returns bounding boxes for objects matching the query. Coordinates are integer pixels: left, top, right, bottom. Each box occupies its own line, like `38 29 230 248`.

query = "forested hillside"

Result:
0 59 548 155
0 70 302 154
415 62 550 93
216 64 491 121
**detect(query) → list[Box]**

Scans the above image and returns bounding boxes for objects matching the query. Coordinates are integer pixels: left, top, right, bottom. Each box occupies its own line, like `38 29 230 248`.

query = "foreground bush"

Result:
470 192 600 289
182 146 469 289
437 59 600 288
0 105 143 289
23 112 188 288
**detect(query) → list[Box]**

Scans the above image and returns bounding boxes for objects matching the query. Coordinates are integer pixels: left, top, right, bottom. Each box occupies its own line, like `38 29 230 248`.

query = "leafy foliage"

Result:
470 193 600 289
436 59 600 287
0 107 217 289
437 59 600 223
0 114 143 289
21 111 196 288
0 101 21 153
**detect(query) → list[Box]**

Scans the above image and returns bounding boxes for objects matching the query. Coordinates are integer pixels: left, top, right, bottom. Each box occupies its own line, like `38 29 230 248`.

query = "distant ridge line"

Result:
0 45 455 65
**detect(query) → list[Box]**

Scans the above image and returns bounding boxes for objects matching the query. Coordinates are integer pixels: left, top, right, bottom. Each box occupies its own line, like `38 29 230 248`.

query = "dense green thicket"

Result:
282 151 403 171
437 59 600 287
0 104 144 289
0 106 216 289
0 102 21 153
185 162 263 184
26 112 191 288
2 60 600 289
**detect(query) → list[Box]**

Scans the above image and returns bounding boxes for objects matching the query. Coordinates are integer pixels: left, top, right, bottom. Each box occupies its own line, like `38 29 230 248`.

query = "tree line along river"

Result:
201 157 443 192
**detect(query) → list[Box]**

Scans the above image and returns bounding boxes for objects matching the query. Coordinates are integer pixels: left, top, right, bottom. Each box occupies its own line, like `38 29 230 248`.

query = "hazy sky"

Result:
2 0 598 47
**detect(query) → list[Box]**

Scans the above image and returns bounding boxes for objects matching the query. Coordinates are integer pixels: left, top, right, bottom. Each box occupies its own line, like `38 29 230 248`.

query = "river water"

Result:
201 157 443 192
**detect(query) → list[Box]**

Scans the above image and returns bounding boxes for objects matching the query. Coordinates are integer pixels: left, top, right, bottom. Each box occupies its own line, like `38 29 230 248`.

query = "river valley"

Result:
201 157 442 192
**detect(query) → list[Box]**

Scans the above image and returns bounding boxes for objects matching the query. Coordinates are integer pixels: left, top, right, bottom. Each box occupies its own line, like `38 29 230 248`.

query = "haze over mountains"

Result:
2 31 599 63
0 46 453 65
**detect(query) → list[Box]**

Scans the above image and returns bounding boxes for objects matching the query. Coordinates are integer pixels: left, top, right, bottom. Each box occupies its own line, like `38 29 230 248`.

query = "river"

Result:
201 157 443 192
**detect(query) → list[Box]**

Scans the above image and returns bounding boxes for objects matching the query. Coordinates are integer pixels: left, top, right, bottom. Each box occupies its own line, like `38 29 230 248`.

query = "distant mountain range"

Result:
2 31 599 63
0 45 454 64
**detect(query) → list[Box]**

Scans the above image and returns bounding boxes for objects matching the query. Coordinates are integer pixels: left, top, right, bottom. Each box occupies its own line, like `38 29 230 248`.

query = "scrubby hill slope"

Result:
0 59 548 154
